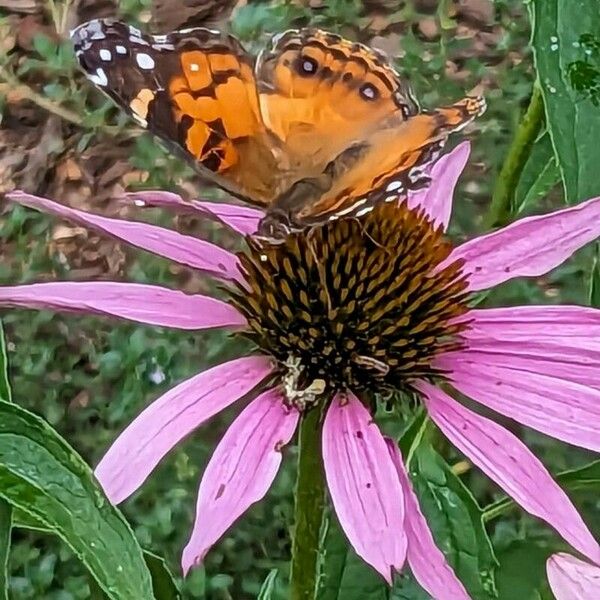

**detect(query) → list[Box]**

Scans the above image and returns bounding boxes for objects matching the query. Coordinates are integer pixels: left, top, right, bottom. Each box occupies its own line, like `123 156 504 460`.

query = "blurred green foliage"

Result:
1 1 599 599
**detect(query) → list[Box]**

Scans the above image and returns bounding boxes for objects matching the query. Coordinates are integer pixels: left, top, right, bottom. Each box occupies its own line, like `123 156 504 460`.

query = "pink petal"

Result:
408 142 470 231
95 356 273 504
126 190 263 235
418 381 600 565
464 306 600 352
0 282 245 330
547 553 600 600
437 349 600 451
445 196 600 291
7 191 242 282
322 391 407 583
182 388 299 574
385 438 470 600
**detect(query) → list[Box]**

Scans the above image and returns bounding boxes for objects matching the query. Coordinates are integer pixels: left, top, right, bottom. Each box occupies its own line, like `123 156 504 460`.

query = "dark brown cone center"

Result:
228 202 471 410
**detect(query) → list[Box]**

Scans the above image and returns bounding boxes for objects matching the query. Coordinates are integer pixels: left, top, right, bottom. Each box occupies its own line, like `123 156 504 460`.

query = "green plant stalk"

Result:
0 321 11 600
0 502 10 600
289 407 327 600
485 81 545 227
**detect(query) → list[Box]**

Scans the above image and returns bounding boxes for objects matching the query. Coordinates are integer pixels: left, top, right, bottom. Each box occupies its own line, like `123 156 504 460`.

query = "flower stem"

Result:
485 81 545 227
289 407 327 600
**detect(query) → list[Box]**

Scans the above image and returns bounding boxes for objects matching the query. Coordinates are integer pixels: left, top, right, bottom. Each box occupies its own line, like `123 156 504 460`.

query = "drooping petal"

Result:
445 196 600 291
407 141 470 231
385 438 470 600
182 388 299 574
547 553 600 600
126 190 263 235
418 381 600 565
437 349 600 451
7 191 242 282
322 391 407 583
95 356 274 504
0 282 245 330
464 305 600 352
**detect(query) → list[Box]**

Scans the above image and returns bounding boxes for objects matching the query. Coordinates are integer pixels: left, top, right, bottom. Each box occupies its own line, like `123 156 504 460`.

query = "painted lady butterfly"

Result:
71 19 485 241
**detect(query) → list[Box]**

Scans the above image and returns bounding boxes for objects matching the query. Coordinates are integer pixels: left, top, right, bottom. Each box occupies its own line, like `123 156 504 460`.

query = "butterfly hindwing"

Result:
271 95 486 228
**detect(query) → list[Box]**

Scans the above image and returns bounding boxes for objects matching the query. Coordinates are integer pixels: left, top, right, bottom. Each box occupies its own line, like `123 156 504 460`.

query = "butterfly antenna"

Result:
307 227 333 314
351 216 389 254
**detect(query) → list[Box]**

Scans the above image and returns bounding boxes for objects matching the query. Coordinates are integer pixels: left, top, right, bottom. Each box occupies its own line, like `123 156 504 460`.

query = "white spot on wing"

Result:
99 48 112 61
189 63 200 72
89 67 108 86
131 113 148 127
386 180 403 192
136 53 155 70
129 36 149 46
116 45 127 55
336 198 367 216
355 206 374 217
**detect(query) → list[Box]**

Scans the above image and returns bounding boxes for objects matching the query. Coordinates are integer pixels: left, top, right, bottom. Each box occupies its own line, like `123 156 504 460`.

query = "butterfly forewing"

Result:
71 18 276 203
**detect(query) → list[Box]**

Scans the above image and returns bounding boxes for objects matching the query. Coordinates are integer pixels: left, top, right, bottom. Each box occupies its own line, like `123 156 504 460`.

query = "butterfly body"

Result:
71 19 485 241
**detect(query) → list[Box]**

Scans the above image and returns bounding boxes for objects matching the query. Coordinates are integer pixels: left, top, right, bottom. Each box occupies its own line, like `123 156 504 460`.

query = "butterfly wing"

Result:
256 29 419 177
71 18 278 204
261 95 486 232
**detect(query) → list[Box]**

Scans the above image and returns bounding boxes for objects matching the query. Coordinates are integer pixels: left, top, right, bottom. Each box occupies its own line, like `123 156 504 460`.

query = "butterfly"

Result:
70 19 485 241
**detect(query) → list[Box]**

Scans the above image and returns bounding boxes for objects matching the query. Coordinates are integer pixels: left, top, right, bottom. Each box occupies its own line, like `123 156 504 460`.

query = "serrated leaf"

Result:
408 444 498 599
513 131 561 214
0 400 154 600
530 0 600 203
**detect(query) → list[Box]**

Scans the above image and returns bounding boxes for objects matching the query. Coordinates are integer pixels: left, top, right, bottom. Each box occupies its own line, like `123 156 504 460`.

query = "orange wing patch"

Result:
294 96 487 223
257 29 418 171
169 49 262 173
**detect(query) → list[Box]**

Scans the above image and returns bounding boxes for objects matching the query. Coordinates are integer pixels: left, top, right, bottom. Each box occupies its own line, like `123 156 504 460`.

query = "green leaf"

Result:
557 458 600 492
409 443 498 599
144 551 181 600
257 569 279 600
0 400 154 600
513 131 561 215
0 501 10 600
317 510 389 600
495 541 552 600
12 512 180 600
0 321 11 403
589 244 600 307
0 322 11 600
530 1 600 203
483 458 600 522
